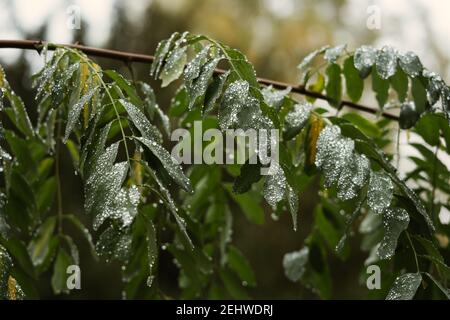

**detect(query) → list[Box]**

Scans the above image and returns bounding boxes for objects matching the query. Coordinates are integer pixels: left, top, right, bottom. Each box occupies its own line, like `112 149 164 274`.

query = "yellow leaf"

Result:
7 276 17 300
305 114 324 171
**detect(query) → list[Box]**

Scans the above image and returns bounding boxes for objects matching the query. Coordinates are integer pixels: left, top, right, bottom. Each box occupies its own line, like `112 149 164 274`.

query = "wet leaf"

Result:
386 273 421 300
283 247 309 282
377 207 409 260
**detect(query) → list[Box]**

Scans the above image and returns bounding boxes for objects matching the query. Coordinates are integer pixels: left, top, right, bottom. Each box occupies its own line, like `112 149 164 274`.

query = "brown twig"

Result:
0 39 399 120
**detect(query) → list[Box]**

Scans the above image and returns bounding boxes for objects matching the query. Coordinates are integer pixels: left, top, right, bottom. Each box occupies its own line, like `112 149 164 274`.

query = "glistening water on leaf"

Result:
0 32 449 300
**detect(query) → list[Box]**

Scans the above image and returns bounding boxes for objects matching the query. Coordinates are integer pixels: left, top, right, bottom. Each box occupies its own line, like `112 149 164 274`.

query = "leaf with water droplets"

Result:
386 273 421 300
337 153 370 201
376 46 397 79
354 45 377 76
284 102 312 140
158 33 189 87
184 44 211 82
64 86 98 142
315 125 355 187
377 207 409 260
423 72 443 106
399 51 422 78
399 101 420 129
136 137 192 193
219 80 264 130
145 166 193 247
372 68 389 109
263 161 287 208
297 45 329 82
203 71 229 113
33 49 66 100
367 171 393 214
262 85 291 110
219 44 259 88
0 245 12 298
120 99 162 143
159 47 187 87
283 247 309 282
3 87 34 137
139 82 170 136
95 225 131 261
287 184 299 231
146 221 157 287
99 186 140 229
186 56 222 110
324 44 346 63
150 32 180 78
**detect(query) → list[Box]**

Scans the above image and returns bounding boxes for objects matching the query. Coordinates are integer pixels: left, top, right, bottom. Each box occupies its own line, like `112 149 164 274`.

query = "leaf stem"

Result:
55 108 63 235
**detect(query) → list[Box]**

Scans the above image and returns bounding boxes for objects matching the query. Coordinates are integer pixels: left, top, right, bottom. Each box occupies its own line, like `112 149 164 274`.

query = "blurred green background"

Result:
0 0 449 299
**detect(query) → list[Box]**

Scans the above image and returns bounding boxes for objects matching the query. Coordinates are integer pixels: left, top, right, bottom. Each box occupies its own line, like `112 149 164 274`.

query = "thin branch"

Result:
0 39 399 121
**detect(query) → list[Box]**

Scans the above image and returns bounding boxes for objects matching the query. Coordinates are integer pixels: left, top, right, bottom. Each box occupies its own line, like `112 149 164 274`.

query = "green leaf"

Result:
390 68 408 102
104 70 141 106
227 245 256 287
411 77 428 114
225 184 264 224
65 139 80 169
423 272 450 299
63 215 97 260
150 32 180 78
219 268 249 299
399 102 420 129
204 71 229 112
372 69 389 109
341 112 381 138
219 45 258 88
325 63 342 107
64 86 98 142
233 161 262 194
27 216 56 267
4 131 38 177
159 37 188 87
414 113 441 146
386 273 422 300
3 89 34 137
36 177 56 213
1 239 36 279
186 57 221 110
136 137 192 193
343 56 363 103
306 73 325 103
51 248 73 295
120 99 162 143
169 86 189 117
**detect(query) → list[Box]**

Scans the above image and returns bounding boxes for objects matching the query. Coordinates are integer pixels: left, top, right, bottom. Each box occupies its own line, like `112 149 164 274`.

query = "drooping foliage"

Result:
0 33 450 299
